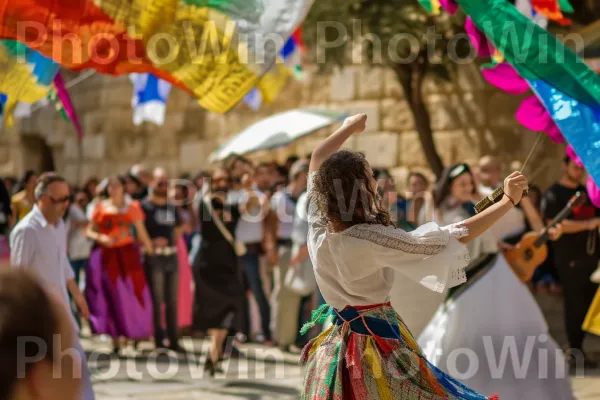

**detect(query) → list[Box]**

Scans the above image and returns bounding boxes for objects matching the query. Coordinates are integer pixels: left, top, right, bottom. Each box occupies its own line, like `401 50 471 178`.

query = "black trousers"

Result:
554 255 599 353
145 254 179 346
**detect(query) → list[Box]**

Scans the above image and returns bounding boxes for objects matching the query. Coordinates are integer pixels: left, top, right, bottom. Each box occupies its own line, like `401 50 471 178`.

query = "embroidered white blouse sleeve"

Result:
343 222 471 293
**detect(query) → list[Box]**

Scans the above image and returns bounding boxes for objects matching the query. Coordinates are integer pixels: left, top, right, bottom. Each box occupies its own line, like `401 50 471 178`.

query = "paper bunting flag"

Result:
0 0 313 114
53 73 83 139
130 73 172 126
421 0 600 204
0 40 60 127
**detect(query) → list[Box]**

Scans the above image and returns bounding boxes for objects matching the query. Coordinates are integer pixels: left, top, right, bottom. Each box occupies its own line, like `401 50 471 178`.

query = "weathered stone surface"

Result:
357 67 384 99
330 67 357 102
308 73 331 104
82 135 106 160
427 94 460 131
398 131 426 167
384 69 404 99
63 163 79 184
454 92 486 128
332 101 380 132
381 99 414 131
81 163 108 183
354 132 398 169
487 91 525 129
106 134 145 160
180 140 216 173
153 111 185 137
100 84 134 108
456 63 486 91
63 136 80 161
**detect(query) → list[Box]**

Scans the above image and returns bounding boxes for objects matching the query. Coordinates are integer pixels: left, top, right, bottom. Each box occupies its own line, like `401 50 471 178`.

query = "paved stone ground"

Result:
84 293 600 399
84 336 600 399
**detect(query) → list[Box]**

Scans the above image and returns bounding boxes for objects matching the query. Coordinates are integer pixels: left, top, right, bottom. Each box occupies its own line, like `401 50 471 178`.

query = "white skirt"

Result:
417 254 574 400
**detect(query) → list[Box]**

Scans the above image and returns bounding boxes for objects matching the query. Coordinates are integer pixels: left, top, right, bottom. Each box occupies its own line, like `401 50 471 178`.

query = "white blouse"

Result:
307 173 472 310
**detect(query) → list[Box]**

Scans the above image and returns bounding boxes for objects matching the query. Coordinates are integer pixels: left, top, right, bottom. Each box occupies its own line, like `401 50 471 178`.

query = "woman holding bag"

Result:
191 168 257 375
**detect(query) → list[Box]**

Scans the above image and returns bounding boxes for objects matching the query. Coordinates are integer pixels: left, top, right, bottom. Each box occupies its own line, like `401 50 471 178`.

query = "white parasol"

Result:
208 108 348 162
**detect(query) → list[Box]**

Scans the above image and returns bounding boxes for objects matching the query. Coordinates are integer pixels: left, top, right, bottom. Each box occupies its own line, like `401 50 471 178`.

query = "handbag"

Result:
284 256 317 296
203 196 247 257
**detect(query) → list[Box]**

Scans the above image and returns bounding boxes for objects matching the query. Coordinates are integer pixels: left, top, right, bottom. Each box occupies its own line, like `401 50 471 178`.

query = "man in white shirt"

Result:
269 160 309 350
10 172 95 400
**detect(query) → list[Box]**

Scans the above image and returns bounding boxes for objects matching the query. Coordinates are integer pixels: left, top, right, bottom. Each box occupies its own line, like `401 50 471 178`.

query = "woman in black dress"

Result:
192 168 248 375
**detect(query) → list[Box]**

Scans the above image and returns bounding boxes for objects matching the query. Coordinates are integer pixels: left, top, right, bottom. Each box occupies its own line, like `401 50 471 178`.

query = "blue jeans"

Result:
240 250 271 340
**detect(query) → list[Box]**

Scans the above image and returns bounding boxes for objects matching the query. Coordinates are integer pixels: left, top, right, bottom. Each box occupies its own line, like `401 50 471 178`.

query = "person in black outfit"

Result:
542 156 600 368
192 168 248 376
0 178 12 266
141 168 184 352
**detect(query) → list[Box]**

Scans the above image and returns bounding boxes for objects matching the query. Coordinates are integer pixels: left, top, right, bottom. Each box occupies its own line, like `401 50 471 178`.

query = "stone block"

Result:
146 133 178 158
332 101 380 132
82 135 106 160
357 67 384 99
100 84 134 108
180 140 216 173
354 132 398 169
106 133 145 160
80 163 107 183
427 93 461 131
153 111 185 137
330 67 357 102
398 131 427 167
454 92 486 128
384 69 405 99
309 73 331 104
381 99 414 132
487 91 525 129
63 136 80 161
62 163 79 185
456 63 486 91
82 110 109 136
204 112 227 140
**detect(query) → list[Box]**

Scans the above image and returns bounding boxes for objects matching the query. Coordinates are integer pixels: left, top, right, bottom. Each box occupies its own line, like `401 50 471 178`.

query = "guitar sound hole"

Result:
524 249 534 260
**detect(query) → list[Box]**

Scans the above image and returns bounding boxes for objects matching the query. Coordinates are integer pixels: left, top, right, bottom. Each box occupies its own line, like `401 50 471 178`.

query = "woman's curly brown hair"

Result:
313 150 393 230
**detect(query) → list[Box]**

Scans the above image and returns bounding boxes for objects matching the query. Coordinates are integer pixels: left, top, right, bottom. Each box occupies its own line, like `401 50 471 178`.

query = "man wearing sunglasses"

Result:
9 172 95 399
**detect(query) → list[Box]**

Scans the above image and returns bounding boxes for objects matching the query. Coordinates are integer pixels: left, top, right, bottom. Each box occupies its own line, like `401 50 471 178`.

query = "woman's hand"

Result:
503 172 529 205
97 234 116 247
341 114 367 134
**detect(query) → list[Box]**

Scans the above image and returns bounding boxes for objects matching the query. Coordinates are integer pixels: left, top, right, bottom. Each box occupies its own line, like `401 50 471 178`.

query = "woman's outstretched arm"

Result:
309 114 367 173
457 172 529 244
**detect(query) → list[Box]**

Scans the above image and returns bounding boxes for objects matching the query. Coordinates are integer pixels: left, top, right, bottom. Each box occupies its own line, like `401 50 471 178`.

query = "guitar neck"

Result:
534 192 583 248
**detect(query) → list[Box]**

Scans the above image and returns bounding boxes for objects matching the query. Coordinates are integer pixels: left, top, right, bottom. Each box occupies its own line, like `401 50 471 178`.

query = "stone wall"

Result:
1 63 564 192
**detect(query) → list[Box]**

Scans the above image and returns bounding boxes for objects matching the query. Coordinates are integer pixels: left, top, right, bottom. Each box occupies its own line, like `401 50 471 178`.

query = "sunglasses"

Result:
49 195 70 204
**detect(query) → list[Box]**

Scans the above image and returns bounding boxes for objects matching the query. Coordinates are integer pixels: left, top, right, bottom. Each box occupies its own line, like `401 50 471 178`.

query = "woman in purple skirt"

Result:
86 176 154 354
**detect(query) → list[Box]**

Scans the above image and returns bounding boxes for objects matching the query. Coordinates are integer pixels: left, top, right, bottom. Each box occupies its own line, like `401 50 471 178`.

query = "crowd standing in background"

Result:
1 148 600 397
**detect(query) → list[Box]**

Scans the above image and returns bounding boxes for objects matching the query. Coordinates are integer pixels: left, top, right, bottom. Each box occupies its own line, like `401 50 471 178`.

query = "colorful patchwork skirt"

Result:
300 302 497 400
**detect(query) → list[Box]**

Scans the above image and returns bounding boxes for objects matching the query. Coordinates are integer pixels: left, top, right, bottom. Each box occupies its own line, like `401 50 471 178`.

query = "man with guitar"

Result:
542 155 600 370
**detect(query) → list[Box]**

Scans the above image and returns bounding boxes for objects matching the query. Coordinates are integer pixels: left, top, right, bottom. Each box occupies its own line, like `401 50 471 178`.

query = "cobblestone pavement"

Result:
83 335 600 399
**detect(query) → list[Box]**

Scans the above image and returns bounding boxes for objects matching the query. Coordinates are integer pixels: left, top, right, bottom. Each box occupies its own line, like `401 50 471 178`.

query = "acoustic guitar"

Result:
504 191 586 282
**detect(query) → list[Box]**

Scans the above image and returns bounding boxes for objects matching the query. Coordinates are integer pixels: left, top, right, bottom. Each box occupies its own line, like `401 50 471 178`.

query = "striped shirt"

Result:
10 205 76 326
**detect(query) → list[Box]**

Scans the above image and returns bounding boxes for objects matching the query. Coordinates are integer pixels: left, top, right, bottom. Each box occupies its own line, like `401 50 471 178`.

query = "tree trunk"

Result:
392 58 445 178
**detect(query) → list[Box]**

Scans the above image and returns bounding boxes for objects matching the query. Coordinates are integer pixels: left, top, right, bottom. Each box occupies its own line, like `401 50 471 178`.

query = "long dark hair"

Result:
313 150 392 230
433 163 477 208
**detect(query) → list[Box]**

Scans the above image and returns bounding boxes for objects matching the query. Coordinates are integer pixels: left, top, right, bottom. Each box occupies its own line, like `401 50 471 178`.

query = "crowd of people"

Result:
0 124 599 399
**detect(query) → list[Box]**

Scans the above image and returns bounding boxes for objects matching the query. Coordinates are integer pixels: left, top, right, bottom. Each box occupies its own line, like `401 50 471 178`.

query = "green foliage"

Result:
303 0 470 78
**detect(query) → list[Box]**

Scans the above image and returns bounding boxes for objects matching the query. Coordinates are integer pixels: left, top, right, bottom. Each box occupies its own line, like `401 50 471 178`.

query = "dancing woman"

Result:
86 176 154 354
299 114 528 399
